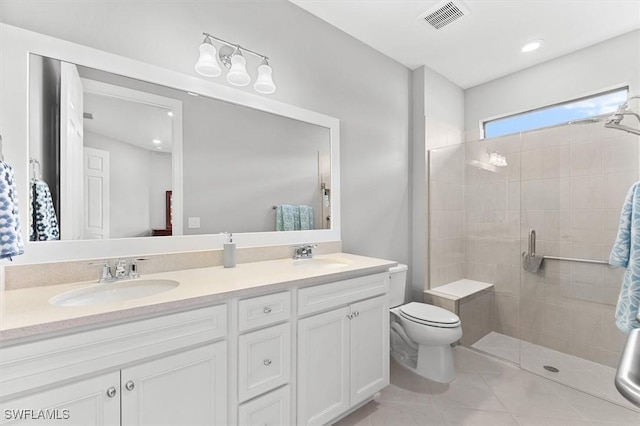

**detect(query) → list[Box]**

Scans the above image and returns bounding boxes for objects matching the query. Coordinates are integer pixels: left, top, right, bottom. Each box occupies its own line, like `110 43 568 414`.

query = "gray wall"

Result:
1 1 411 267
183 97 328 235
84 132 171 238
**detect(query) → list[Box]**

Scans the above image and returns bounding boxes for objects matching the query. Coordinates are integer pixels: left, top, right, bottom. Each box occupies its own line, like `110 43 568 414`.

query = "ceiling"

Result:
290 0 640 89
83 87 173 154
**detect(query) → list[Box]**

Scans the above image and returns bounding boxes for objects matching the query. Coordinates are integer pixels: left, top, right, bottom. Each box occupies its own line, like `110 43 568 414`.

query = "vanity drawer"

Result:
238 323 291 402
238 385 291 426
298 272 389 316
238 291 291 332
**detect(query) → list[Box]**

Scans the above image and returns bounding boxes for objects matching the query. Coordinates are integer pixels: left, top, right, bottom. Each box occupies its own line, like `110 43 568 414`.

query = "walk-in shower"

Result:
428 104 640 413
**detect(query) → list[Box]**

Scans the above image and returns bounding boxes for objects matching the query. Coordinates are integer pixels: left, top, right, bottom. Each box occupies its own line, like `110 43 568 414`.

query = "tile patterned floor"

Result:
472 332 636 411
333 346 640 426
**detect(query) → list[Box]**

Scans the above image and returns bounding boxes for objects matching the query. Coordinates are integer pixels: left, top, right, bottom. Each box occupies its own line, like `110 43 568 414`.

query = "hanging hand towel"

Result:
30 178 60 241
299 205 314 231
0 161 24 259
610 182 640 333
276 205 296 231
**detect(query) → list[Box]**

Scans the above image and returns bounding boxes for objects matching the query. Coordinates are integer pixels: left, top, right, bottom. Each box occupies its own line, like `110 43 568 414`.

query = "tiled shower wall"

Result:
429 143 465 287
430 118 639 368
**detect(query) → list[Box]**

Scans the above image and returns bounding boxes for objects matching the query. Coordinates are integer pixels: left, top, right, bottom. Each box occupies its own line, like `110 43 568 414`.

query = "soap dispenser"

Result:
223 233 236 268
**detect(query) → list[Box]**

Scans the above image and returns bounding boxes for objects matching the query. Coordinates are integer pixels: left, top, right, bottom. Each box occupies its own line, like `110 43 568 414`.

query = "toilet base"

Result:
416 344 455 383
391 343 456 383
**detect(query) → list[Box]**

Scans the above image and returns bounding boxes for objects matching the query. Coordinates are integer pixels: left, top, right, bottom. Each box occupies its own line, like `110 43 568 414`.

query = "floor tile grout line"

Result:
475 369 522 425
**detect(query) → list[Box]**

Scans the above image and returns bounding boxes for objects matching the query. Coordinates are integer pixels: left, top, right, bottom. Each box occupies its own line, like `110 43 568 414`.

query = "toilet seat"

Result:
399 302 460 328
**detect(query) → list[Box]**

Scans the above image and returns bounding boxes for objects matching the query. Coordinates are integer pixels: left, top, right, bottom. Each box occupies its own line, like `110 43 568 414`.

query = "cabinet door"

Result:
350 295 390 406
0 371 120 426
297 307 350 426
121 342 227 426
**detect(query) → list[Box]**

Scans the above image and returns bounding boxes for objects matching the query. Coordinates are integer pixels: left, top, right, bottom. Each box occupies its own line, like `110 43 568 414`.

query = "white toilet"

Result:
389 264 462 383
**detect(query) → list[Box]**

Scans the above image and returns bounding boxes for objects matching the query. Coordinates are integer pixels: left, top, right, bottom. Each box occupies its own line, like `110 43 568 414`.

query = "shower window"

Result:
483 87 628 138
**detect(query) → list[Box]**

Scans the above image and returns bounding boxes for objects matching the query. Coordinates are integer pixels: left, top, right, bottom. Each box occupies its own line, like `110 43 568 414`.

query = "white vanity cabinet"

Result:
0 305 228 426
296 273 390 426
236 291 293 426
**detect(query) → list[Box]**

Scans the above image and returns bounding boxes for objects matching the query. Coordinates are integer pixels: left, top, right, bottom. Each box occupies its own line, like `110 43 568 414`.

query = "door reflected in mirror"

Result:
28 54 332 241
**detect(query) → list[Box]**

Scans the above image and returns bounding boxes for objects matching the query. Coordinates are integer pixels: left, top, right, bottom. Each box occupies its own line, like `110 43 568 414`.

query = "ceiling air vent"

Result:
421 0 470 30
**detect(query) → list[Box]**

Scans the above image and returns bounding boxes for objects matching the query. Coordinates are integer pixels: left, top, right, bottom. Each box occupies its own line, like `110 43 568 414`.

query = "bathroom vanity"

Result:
0 253 394 426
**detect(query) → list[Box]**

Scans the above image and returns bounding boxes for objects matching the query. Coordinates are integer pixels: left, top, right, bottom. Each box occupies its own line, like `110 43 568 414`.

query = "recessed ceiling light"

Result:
152 139 162 144
521 39 543 53
167 111 174 117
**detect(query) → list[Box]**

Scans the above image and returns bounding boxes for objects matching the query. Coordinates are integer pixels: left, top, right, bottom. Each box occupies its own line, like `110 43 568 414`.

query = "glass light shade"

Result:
254 63 276 94
227 54 251 86
195 42 221 77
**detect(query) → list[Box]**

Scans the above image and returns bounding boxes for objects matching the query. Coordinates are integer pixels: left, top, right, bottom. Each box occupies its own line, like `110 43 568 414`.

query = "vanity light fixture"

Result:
195 32 276 94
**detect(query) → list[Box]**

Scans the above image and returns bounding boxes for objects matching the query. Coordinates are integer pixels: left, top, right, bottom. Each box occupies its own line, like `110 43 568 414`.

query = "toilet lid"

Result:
399 302 460 327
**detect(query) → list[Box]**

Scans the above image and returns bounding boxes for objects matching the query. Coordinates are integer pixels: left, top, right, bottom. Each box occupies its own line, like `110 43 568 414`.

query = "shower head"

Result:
604 96 640 136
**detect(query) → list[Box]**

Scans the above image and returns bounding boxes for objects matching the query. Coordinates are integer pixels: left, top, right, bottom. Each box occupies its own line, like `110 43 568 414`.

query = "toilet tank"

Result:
389 264 408 308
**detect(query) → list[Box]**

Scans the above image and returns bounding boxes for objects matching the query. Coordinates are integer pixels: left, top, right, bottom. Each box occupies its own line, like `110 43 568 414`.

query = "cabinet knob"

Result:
125 380 135 391
347 313 353 319
263 306 272 314
106 387 117 398
263 359 272 366
354 311 359 317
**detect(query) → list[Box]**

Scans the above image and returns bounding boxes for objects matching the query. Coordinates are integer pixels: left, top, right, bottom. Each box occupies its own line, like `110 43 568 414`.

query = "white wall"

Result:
0 1 411 265
465 30 640 140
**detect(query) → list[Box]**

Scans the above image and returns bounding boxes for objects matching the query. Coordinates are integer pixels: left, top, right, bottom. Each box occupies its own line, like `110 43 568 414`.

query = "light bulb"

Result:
195 40 221 77
254 62 276 94
227 53 250 86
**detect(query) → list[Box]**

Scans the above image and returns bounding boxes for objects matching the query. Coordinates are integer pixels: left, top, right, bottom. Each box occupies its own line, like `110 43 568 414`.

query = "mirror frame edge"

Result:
0 23 341 265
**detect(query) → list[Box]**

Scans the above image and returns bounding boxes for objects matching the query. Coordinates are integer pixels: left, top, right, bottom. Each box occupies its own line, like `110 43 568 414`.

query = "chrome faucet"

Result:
114 258 128 278
90 258 145 283
293 244 317 259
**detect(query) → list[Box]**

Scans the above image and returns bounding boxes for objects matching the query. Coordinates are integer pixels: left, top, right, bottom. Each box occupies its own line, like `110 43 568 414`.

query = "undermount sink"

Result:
292 258 352 269
49 279 180 307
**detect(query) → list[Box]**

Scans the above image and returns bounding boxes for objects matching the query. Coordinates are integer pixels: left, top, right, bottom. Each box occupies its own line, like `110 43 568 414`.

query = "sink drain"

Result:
543 365 560 373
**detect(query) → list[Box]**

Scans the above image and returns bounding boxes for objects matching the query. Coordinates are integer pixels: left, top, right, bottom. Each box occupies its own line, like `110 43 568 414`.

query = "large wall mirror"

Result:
28 54 331 241
0 23 340 263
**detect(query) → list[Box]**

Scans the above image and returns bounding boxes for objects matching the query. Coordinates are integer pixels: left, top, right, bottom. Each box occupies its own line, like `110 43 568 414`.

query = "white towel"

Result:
0 161 24 259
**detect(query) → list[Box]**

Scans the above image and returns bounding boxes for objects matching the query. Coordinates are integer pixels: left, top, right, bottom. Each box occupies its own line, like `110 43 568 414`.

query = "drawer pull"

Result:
125 380 135 391
263 306 272 314
106 386 117 398
263 358 272 366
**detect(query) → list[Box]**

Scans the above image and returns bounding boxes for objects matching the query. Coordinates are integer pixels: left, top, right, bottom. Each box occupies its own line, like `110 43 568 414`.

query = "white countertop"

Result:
0 253 396 343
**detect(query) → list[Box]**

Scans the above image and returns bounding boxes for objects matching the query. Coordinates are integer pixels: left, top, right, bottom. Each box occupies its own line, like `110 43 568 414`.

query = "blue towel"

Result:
610 182 640 333
30 178 59 241
299 205 314 231
276 205 314 231
276 205 296 231
0 161 24 260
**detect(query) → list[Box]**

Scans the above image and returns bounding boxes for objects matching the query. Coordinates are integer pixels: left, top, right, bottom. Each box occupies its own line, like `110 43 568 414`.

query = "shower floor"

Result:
472 331 638 412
